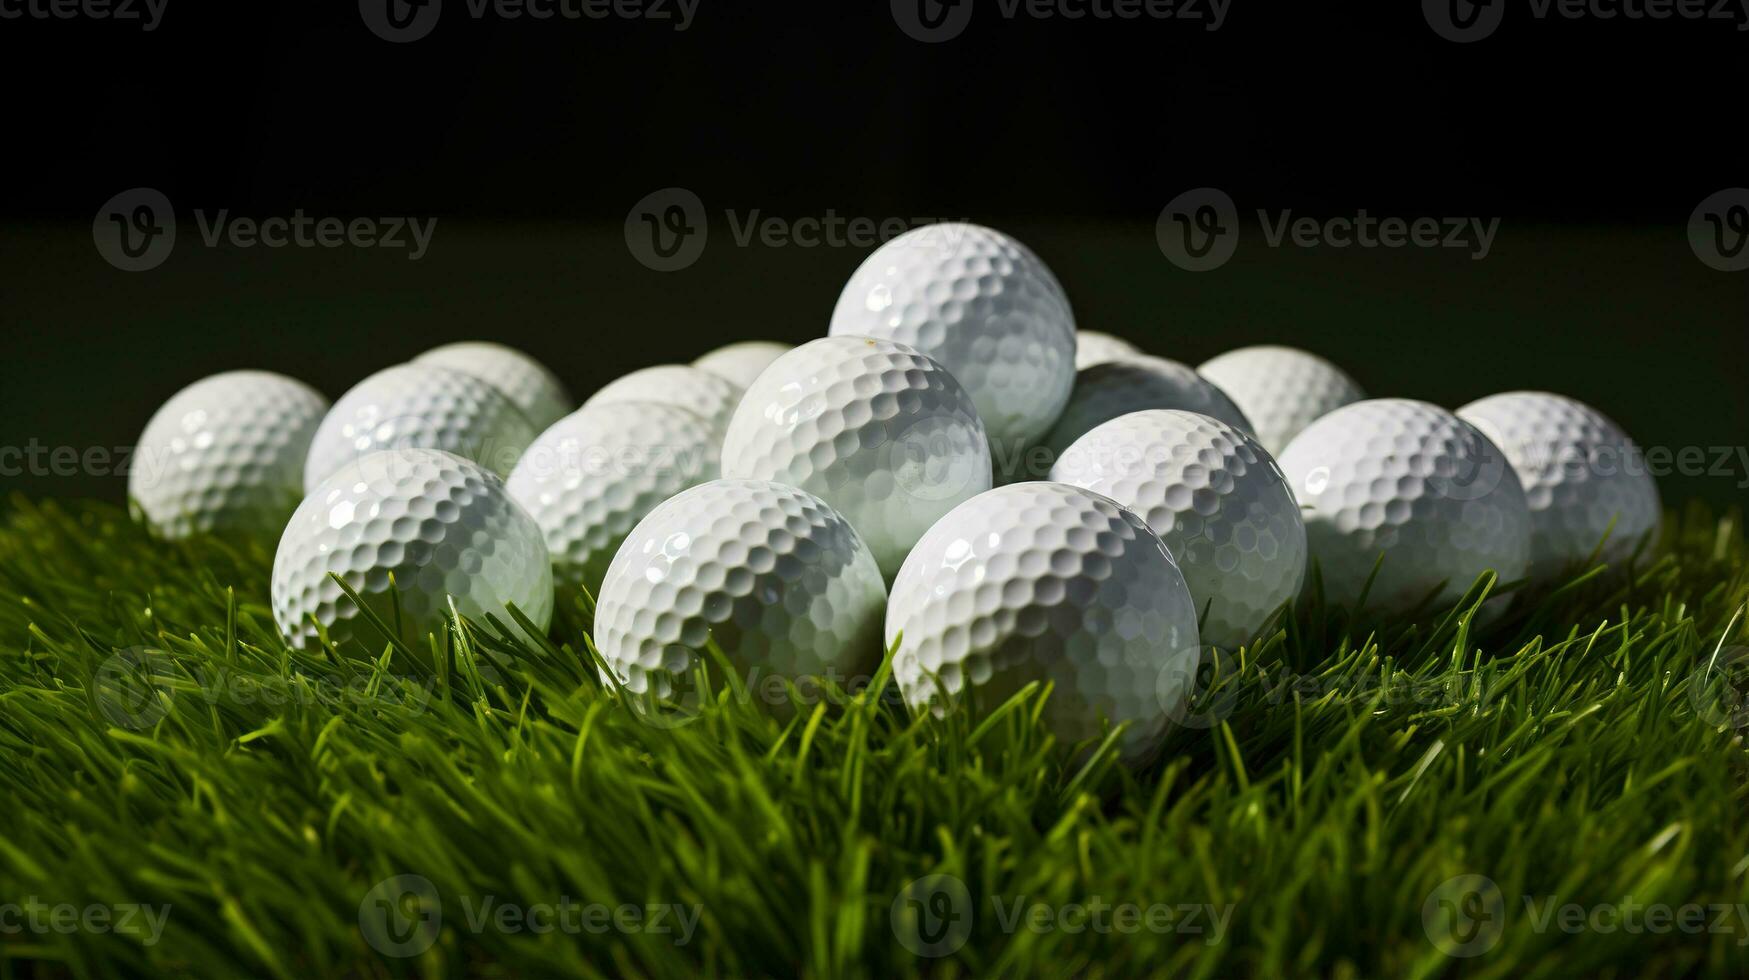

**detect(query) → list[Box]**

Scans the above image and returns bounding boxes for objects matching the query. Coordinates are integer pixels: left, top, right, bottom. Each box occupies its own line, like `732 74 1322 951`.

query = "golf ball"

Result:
1457 391 1661 581
1198 345 1365 455
584 364 743 435
1277 399 1532 616
1051 410 1307 650
828 222 1077 450
1042 356 1253 459
593 480 887 709
720 336 991 580
693 340 792 388
303 364 537 492
414 341 573 431
272 449 553 652
1075 330 1141 369
129 370 328 541
887 482 1201 761
507 401 721 596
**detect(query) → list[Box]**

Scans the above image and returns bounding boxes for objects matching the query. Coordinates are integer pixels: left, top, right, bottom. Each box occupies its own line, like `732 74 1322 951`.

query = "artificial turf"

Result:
2 496 1747 978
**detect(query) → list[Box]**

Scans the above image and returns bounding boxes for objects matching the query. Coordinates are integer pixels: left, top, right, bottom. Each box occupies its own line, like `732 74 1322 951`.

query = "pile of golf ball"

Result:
130 222 1664 760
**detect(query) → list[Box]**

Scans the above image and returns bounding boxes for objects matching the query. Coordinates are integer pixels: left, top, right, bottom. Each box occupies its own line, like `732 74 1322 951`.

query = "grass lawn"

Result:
2 496 1747 978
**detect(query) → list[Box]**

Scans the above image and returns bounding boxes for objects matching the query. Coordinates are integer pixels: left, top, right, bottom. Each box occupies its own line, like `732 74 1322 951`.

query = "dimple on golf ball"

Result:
507 401 722 596
129 370 329 541
303 363 537 492
1051 410 1307 651
1277 398 1532 616
272 449 553 652
720 336 991 580
1198 345 1365 455
593 479 888 708
828 222 1077 450
414 340 574 431
1458 391 1661 581
887 482 1201 761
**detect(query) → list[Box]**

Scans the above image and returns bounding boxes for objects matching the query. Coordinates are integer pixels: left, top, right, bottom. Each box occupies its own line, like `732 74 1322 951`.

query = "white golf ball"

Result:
1042 356 1253 459
692 340 792 388
720 336 991 580
1198 345 1365 455
129 371 329 541
1457 391 1661 581
828 222 1077 450
414 341 573 430
507 401 721 596
304 364 537 492
584 364 742 435
1277 399 1532 616
1075 330 1141 368
272 449 553 651
1051 410 1307 651
887 482 1201 761
593 480 887 709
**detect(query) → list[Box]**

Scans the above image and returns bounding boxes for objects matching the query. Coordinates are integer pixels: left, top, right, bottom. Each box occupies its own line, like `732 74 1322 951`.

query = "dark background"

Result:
2 2 1745 504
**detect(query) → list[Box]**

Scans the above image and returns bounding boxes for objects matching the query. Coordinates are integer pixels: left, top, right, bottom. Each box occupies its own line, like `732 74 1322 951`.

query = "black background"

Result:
2 1 1746 504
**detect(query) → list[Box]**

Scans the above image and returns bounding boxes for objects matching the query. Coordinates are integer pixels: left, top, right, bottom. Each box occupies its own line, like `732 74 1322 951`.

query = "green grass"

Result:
2 496 1748 978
